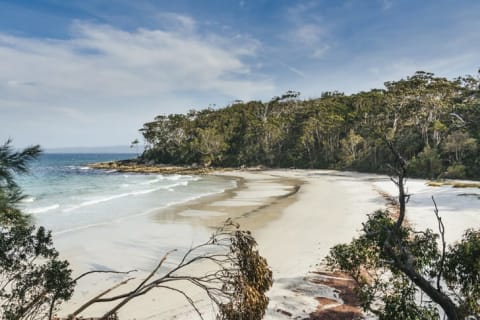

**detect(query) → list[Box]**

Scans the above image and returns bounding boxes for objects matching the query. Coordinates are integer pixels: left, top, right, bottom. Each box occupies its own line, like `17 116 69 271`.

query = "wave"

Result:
53 186 233 235
21 196 36 203
54 221 111 236
140 174 197 185
66 165 92 171
26 204 60 214
62 187 167 213
54 204 167 235
164 174 182 181
159 181 189 189
141 176 163 185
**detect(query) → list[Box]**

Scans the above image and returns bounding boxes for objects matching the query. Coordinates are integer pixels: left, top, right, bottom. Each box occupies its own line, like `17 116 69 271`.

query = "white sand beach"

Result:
56 169 480 319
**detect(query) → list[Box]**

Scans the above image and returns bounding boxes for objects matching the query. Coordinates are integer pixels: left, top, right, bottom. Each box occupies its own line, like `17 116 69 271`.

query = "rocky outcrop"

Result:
88 160 228 175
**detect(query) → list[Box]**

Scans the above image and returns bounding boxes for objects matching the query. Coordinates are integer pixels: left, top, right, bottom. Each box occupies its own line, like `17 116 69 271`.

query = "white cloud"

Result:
0 19 275 147
0 20 273 101
294 24 324 46
284 3 330 59
311 44 330 59
285 65 305 78
156 12 197 32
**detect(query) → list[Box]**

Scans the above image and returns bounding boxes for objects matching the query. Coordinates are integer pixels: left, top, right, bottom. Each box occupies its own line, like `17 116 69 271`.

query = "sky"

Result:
0 0 479 148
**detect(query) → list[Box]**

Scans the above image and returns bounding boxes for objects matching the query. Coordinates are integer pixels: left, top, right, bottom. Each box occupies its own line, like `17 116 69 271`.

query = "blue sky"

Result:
0 0 479 148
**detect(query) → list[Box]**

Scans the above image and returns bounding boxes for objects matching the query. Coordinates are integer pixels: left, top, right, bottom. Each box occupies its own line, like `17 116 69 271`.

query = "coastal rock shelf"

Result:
88 160 219 175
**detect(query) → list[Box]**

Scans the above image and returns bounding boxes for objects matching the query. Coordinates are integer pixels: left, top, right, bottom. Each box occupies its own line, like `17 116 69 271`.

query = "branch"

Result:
383 229 459 319
156 285 205 320
73 269 137 282
99 250 175 319
432 196 446 292
70 277 135 317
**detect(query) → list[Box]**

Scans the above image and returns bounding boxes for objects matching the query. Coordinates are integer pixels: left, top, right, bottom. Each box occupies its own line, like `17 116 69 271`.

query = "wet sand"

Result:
56 169 479 319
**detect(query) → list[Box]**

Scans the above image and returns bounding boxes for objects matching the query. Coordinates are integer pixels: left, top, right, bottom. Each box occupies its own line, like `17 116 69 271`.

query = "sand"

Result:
56 170 480 319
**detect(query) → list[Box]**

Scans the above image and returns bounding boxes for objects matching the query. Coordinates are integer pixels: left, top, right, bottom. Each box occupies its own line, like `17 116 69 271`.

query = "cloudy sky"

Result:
0 0 479 148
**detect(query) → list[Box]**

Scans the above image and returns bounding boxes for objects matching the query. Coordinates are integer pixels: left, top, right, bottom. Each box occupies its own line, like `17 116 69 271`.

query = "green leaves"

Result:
327 204 480 318
0 141 74 319
0 224 74 319
444 229 480 316
325 210 454 318
0 140 41 226
217 223 273 320
139 70 480 179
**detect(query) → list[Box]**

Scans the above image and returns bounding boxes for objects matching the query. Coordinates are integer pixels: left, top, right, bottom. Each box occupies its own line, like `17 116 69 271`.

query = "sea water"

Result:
17 153 235 234
15 153 236 276
14 153 238 309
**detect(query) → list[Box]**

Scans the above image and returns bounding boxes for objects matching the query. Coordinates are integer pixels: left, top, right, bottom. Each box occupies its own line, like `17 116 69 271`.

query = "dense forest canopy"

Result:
140 71 480 179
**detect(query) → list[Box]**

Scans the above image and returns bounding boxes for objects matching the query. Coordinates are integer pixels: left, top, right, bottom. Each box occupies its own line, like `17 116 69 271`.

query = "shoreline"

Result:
57 169 302 319
56 167 480 319
58 167 386 319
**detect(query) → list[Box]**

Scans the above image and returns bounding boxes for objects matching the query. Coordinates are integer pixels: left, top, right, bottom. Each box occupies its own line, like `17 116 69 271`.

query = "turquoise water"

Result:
17 154 235 234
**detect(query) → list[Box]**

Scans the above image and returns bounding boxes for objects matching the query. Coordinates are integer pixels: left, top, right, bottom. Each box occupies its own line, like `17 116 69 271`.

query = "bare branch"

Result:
432 196 446 292
70 277 135 317
73 269 137 282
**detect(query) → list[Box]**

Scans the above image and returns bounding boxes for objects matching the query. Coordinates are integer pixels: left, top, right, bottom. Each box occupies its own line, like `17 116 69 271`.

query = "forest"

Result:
140 71 480 179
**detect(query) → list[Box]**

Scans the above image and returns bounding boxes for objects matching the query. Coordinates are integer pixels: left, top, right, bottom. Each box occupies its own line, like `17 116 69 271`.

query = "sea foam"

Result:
26 204 60 214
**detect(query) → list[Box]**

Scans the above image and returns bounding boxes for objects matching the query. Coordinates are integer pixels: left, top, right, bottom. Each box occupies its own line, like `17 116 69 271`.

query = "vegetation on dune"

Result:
140 71 480 179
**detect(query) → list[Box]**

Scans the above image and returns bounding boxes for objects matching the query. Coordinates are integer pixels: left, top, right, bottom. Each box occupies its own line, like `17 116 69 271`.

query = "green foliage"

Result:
0 225 74 319
0 140 41 226
140 71 480 179
327 205 480 318
445 164 467 179
0 140 74 320
408 146 443 179
444 229 480 316
325 211 449 318
218 226 273 320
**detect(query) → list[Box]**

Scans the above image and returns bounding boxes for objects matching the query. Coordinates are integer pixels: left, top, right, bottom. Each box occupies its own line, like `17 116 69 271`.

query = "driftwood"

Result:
51 219 272 320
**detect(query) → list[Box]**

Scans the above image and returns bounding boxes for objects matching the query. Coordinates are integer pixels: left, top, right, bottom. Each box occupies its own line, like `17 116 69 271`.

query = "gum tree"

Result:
326 142 480 319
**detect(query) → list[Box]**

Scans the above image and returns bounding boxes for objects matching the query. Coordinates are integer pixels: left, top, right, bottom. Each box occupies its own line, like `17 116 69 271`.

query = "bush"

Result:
0 225 74 319
444 164 467 179
408 146 443 179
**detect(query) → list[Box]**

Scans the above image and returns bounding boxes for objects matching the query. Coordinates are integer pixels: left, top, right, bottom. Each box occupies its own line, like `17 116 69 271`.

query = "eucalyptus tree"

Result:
326 142 480 319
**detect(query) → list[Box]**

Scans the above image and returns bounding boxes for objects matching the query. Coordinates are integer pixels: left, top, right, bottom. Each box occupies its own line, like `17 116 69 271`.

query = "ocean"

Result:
13 153 239 312
17 153 236 234
15 153 238 279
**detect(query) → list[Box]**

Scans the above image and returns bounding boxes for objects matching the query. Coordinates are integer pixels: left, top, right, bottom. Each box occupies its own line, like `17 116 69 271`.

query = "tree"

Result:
0 140 41 226
326 142 480 319
341 129 364 165
193 127 227 166
129 139 140 157
63 220 272 320
442 131 477 163
0 140 75 320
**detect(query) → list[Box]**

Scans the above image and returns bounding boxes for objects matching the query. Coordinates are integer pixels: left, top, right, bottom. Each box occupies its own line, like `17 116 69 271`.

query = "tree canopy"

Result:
140 71 480 179
0 141 75 320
